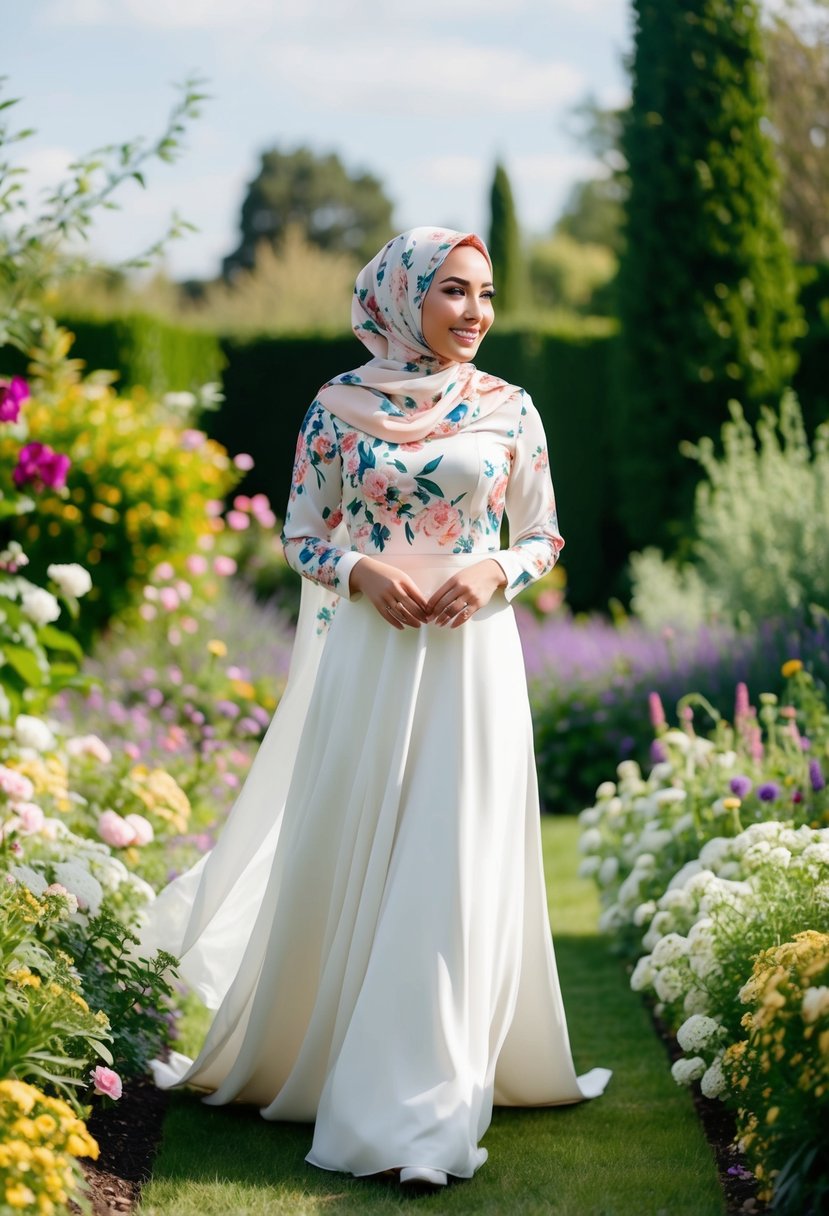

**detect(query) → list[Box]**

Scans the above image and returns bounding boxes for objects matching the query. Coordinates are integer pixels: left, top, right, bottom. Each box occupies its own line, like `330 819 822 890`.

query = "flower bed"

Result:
578 663 829 1212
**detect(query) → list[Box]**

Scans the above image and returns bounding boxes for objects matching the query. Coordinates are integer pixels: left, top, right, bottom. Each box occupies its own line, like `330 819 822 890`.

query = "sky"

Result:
5 0 632 282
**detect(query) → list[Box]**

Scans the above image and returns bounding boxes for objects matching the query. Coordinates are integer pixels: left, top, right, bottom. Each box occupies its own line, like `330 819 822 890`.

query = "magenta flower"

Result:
12 441 71 490
648 691 667 730
226 510 250 531
734 682 750 723
0 376 30 423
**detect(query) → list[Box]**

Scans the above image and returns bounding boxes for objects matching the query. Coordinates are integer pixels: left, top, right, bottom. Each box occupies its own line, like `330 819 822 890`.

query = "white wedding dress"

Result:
142 388 611 1178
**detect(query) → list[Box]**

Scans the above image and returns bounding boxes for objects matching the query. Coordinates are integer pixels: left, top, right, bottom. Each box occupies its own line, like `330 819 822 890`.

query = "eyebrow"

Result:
439 274 495 289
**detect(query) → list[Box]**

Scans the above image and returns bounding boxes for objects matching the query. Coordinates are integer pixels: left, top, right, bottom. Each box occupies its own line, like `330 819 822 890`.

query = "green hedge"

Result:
4 312 226 398
207 328 623 611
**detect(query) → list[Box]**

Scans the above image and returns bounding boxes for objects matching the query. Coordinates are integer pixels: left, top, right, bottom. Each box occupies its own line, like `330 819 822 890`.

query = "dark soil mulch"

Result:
650 1004 769 1215
77 1078 168 1215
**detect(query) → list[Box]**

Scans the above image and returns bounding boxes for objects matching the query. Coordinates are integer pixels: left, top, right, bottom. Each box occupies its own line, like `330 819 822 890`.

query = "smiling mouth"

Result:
451 329 479 342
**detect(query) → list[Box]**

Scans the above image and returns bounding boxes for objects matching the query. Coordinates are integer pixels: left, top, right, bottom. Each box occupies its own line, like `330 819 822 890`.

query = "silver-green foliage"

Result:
631 392 829 628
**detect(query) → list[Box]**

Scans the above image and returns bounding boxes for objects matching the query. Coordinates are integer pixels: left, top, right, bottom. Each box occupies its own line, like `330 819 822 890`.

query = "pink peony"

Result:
213 555 237 576
0 376 30 423
98 810 136 848
123 813 154 845
361 469 390 503
233 452 254 470
233 495 251 511
185 553 208 576
91 1066 122 1101
226 510 250 531
0 765 35 803
158 587 180 612
154 561 175 581
15 803 45 834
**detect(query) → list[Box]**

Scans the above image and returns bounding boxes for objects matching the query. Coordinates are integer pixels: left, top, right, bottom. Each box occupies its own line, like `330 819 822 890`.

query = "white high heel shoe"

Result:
399 1166 448 1190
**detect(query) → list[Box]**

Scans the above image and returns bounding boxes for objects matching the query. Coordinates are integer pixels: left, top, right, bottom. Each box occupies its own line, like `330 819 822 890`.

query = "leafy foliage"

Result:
616 0 803 550
487 162 524 314
222 146 393 280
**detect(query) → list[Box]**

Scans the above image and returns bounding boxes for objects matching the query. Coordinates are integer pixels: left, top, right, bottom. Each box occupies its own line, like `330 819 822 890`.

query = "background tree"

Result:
616 0 803 551
222 147 393 282
765 1 829 262
488 161 524 314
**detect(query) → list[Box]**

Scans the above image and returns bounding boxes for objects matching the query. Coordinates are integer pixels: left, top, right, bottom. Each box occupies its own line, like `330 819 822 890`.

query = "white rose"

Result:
20 586 60 626
14 714 56 753
47 563 92 598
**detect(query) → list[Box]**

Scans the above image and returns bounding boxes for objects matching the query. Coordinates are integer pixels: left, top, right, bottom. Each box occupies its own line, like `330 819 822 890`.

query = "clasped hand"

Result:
348 557 508 631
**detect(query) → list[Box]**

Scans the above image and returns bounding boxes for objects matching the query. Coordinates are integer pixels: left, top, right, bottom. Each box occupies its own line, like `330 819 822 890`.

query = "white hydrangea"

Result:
14 714 56 753
683 987 711 1016
577 855 601 878
578 806 601 827
663 729 692 753
700 1055 727 1099
47 563 92 598
715 750 737 769
699 837 731 868
52 861 104 915
684 870 718 898
578 828 603 854
766 846 792 869
595 781 616 800
616 760 641 782
9 863 48 895
639 828 674 853
649 761 674 782
659 888 696 914
633 852 657 872
598 856 619 885
630 954 654 992
598 903 626 933
672 812 696 834
651 932 690 967
676 1014 723 1053
671 1056 706 1086
618 871 645 906
20 586 60 626
654 787 687 806
802 843 829 867
654 965 685 1004
633 900 657 927
802 986 829 1024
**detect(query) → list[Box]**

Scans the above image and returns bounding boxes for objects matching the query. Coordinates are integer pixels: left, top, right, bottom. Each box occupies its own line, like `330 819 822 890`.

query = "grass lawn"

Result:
138 817 725 1216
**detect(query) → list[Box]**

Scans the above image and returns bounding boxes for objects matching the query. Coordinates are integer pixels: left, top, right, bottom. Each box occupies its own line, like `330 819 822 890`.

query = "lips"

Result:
450 329 480 344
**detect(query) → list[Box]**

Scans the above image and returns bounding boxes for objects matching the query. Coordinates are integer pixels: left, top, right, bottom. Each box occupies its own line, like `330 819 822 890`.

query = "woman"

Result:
143 227 611 1191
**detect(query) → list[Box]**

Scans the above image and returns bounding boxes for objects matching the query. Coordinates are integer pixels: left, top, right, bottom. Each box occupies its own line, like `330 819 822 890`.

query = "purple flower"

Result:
0 376 29 422
650 739 668 764
734 682 750 722
729 775 753 799
757 782 781 802
809 759 826 792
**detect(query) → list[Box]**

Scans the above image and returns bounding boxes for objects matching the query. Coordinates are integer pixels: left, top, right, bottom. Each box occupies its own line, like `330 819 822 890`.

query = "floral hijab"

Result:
316 227 519 442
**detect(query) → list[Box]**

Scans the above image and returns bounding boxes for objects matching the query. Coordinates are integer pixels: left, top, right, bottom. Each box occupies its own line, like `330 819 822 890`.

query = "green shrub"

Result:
630 392 829 628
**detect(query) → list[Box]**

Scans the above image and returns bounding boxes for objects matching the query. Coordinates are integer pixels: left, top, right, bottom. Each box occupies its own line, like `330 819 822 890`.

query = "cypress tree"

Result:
488 162 524 315
616 0 802 550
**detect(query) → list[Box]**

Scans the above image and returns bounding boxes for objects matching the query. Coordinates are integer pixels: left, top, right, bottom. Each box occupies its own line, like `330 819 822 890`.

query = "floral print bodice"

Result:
281 389 563 602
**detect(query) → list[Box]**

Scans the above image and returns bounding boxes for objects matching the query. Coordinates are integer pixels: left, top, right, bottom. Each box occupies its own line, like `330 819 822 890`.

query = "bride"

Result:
141 226 611 1192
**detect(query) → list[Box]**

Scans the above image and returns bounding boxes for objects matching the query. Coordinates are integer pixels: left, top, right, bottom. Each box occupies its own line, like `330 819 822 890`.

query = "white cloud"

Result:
42 0 275 28
262 40 585 116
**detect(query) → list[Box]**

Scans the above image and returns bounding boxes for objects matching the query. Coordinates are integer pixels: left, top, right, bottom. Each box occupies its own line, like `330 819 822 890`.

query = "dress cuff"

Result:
336 551 366 600
491 552 531 603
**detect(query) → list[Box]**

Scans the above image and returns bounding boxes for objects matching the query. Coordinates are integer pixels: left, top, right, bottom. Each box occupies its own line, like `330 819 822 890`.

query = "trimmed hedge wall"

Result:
208 329 624 611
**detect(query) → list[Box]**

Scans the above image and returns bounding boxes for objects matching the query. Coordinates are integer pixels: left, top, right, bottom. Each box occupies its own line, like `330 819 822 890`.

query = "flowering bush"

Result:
721 932 829 1212
0 1077 99 1215
580 662 829 1209
521 607 829 813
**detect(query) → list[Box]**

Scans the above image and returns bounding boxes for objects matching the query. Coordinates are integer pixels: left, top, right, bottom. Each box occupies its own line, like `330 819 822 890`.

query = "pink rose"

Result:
15 803 45 834
98 810 136 849
0 766 35 803
66 734 112 764
362 469 390 502
91 1066 122 1101
123 813 154 846
340 431 359 453
417 501 462 545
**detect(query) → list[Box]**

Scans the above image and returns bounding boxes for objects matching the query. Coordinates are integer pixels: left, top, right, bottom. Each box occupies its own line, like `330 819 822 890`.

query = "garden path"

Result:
137 817 725 1216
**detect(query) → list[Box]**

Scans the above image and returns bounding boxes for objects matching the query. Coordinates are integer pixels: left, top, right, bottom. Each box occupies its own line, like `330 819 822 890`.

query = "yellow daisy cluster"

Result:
5 755 71 812
0 1078 98 1214
723 931 829 1202
128 764 191 834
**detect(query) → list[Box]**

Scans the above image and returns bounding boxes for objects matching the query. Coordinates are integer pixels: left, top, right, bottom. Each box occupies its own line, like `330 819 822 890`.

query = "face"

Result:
420 243 495 363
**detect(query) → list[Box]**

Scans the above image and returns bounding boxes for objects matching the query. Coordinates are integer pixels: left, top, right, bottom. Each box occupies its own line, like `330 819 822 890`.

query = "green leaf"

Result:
1 644 43 686
37 624 83 661
414 477 444 498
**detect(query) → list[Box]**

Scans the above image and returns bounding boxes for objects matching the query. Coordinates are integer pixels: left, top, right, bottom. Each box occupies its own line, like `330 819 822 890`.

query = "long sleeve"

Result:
281 403 363 597
492 395 564 603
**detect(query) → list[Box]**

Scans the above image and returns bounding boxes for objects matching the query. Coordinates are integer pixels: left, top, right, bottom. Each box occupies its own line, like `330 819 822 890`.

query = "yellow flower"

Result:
207 638 227 657
766 1106 780 1125
5 1183 36 1209
781 659 803 678
9 967 42 989
33 1114 57 1137
230 678 256 700
723 797 741 810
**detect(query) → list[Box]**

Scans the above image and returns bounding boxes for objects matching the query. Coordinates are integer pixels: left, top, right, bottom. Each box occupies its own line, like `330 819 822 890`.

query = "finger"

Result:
378 600 405 629
449 602 473 629
387 596 423 629
436 597 474 627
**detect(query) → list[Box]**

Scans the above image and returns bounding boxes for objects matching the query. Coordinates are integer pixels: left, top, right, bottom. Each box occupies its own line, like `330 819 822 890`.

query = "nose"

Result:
464 294 484 320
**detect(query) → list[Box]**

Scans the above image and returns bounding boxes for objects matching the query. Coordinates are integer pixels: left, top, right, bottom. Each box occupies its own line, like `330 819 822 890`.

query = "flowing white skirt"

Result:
142 555 610 1179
